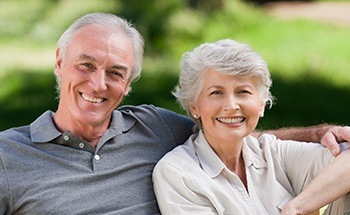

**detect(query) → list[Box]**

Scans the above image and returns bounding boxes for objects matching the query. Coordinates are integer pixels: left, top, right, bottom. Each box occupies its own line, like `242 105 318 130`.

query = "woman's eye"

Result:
238 90 251 94
210 90 222 95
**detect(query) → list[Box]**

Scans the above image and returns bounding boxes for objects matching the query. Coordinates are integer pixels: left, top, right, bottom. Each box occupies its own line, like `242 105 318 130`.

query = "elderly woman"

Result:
152 39 350 214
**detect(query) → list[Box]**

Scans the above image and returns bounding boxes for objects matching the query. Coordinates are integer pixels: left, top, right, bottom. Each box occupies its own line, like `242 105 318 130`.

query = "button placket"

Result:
78 142 85 148
63 135 69 141
94 154 100 161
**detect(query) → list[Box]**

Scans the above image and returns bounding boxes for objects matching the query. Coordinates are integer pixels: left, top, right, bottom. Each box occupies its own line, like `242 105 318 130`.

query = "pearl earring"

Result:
193 114 199 119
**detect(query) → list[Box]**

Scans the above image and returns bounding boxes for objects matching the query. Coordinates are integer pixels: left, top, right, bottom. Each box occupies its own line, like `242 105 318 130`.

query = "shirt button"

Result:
94 155 100 160
78 143 85 148
63 135 69 141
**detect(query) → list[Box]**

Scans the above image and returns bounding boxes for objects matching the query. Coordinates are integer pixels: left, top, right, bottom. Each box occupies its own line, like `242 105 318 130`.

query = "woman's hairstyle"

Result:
173 39 274 126
56 12 144 96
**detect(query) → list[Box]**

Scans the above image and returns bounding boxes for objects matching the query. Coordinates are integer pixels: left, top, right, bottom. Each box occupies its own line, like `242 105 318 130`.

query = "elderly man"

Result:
0 12 349 214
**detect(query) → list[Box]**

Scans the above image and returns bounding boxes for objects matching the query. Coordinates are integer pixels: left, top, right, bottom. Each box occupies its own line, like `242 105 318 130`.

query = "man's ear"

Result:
54 48 63 76
124 85 131 96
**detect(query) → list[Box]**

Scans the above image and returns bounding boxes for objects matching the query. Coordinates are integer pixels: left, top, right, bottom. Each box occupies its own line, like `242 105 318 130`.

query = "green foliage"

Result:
0 70 57 131
235 19 350 87
1 0 350 131
0 0 118 42
258 73 350 129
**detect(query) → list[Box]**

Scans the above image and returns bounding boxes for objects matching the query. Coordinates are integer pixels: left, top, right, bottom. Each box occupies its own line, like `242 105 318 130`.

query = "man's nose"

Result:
90 71 107 92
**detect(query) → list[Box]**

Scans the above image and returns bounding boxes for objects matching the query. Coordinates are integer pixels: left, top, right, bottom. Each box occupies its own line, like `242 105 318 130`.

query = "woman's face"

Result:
190 69 265 145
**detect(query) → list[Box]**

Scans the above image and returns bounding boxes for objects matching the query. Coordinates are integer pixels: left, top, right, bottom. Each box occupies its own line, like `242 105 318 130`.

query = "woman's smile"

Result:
216 117 245 124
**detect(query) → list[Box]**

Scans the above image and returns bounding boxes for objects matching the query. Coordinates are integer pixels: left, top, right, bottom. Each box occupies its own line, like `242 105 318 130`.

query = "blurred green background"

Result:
1 0 350 131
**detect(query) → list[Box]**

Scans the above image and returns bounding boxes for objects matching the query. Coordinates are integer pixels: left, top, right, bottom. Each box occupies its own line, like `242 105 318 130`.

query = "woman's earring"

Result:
193 114 199 119
260 112 264 117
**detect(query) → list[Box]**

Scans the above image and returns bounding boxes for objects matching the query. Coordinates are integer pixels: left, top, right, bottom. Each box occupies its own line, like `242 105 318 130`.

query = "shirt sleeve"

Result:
269 135 335 195
0 153 9 214
153 160 218 214
155 106 194 145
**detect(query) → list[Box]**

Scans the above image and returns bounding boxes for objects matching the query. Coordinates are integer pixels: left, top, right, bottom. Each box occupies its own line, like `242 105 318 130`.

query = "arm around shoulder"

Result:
255 124 350 157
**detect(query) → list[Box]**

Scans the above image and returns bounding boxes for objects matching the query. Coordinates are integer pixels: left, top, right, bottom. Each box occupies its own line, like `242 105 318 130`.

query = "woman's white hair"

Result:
173 39 274 129
55 12 144 96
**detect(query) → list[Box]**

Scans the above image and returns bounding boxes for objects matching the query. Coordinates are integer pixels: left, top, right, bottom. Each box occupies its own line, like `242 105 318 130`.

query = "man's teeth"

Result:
81 93 104 103
217 117 244 124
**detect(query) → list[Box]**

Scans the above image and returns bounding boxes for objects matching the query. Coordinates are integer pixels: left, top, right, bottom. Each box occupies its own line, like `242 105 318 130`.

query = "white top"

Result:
153 132 338 215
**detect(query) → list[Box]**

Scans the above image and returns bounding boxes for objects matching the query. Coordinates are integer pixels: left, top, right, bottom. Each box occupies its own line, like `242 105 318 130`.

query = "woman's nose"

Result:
224 96 239 111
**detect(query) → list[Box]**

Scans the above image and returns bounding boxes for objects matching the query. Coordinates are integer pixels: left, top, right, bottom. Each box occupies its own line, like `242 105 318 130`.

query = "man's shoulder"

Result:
115 104 194 144
118 104 167 115
118 104 154 112
0 111 54 144
0 125 31 145
117 104 188 123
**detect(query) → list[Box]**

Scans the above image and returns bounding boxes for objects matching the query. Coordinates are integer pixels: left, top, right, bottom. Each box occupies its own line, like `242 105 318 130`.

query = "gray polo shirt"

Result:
0 104 194 214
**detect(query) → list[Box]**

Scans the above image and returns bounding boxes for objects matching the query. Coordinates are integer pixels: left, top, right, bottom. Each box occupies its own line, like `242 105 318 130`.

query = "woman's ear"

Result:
259 102 265 118
189 104 199 119
259 111 264 118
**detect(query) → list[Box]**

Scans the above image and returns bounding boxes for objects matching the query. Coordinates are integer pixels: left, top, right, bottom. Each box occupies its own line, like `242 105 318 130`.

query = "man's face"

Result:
54 24 134 128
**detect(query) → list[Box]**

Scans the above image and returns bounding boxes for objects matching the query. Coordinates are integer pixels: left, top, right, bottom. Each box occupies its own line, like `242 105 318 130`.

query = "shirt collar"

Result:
30 110 136 144
242 135 267 169
97 109 136 146
193 131 267 178
193 131 226 178
30 110 62 143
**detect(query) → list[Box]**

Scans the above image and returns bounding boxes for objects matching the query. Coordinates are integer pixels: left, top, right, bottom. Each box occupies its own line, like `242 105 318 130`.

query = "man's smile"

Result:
80 92 106 103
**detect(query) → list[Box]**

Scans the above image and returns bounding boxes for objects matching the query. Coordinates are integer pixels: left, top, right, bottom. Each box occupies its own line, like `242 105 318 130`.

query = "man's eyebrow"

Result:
78 54 97 62
111 65 128 72
77 54 129 73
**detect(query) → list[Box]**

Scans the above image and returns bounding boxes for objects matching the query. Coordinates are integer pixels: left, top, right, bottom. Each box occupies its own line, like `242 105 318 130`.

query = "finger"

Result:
321 132 341 157
337 126 350 143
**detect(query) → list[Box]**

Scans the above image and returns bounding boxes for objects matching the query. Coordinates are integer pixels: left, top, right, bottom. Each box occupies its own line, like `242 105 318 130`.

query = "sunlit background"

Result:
1 0 350 131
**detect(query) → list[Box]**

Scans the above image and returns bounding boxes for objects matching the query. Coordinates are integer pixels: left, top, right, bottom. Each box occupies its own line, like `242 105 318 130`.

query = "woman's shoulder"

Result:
161 140 196 162
245 133 278 149
155 135 199 169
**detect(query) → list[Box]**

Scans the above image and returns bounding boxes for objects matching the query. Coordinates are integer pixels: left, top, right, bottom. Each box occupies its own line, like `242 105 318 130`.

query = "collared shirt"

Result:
153 131 341 215
0 105 194 215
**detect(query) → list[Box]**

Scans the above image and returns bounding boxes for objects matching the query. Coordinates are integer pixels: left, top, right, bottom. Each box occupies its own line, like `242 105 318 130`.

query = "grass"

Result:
239 19 350 87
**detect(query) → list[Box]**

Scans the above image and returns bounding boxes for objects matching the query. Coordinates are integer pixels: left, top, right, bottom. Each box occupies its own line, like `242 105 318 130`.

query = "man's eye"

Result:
82 63 94 68
109 71 123 78
79 63 95 70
